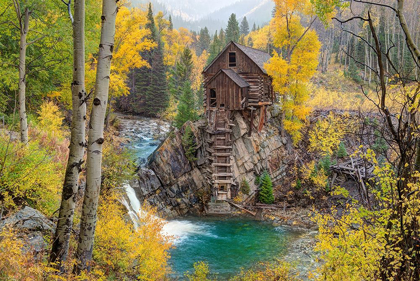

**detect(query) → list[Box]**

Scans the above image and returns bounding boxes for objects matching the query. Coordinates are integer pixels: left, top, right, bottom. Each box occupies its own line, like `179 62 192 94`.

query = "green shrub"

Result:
241 179 251 195
101 133 136 193
259 170 274 204
372 130 388 155
317 154 335 177
336 142 347 158
182 126 197 162
295 178 302 190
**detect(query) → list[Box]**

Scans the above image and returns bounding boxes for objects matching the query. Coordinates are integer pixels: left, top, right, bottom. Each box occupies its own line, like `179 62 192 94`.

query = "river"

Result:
118 115 315 279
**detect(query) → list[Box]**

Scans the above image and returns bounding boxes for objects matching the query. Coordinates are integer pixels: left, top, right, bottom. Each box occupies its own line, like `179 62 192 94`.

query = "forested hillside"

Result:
0 0 419 280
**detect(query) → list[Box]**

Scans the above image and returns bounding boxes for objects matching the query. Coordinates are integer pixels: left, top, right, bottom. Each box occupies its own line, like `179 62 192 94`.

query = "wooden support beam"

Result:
212 163 232 167
228 201 256 216
213 173 233 177
214 180 234 184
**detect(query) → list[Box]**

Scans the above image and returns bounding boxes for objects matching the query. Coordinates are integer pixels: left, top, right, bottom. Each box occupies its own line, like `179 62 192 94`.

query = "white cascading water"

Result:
122 183 208 244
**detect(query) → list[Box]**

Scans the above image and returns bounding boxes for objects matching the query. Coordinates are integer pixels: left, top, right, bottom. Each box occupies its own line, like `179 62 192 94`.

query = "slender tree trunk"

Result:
50 0 86 270
18 8 30 144
397 0 420 60
74 0 117 273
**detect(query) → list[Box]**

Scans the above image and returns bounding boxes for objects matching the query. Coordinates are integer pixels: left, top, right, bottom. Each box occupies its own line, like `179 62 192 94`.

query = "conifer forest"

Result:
0 0 420 280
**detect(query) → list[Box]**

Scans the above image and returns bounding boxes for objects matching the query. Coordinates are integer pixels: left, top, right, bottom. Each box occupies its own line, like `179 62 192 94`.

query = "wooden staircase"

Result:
207 109 235 201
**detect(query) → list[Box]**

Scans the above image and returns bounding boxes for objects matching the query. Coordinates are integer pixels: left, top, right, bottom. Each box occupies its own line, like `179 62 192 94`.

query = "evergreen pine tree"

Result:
225 13 240 44
198 27 211 56
240 16 249 36
145 39 168 116
219 28 226 46
239 35 245 45
252 22 256 32
247 36 253 47
169 15 173 31
259 170 274 204
337 142 348 158
207 31 221 65
169 47 194 98
174 81 198 128
134 3 168 116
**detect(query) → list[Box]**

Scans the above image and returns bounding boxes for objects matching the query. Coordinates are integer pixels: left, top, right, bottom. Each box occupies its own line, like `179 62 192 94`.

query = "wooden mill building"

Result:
203 41 274 201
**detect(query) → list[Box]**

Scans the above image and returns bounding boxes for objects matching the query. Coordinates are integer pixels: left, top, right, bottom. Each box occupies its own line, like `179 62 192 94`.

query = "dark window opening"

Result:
220 103 225 108
229 52 236 67
220 184 226 191
210 89 217 107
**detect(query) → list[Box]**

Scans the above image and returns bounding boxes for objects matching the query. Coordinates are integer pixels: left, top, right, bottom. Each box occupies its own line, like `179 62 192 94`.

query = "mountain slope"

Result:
130 0 274 33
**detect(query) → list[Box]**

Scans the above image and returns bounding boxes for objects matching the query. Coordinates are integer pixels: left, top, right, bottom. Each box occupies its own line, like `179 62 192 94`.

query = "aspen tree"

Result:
12 1 30 144
74 0 117 273
50 0 86 270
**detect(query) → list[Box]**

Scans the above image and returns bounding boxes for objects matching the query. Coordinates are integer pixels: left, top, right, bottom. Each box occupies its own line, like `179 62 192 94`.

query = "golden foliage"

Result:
184 261 298 281
265 1 321 144
308 112 347 156
85 5 155 99
313 150 420 280
161 26 194 67
191 50 209 92
245 25 272 51
230 261 298 281
37 101 65 139
185 261 212 281
94 195 172 280
0 227 55 280
0 132 65 215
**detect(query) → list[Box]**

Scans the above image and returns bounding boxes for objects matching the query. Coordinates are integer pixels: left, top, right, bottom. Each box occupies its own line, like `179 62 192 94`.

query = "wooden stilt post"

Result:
248 106 256 137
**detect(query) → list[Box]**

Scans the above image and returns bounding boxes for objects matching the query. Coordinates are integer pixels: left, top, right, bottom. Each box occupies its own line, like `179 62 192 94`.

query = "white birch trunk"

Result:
50 0 86 270
74 0 117 273
18 8 30 144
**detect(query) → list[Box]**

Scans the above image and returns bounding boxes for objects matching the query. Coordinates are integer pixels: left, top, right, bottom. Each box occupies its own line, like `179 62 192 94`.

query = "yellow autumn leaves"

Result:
265 0 321 144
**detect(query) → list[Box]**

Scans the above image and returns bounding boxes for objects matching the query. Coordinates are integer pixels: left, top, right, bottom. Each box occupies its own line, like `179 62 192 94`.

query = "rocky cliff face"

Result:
130 107 292 218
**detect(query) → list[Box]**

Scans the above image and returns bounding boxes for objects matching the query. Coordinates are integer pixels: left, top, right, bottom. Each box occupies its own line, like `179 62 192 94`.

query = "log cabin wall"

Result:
207 72 243 111
203 43 274 109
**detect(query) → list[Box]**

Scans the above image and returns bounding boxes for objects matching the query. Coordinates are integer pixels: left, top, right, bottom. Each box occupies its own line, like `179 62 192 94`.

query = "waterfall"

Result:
119 116 208 244
121 183 209 244
120 183 142 228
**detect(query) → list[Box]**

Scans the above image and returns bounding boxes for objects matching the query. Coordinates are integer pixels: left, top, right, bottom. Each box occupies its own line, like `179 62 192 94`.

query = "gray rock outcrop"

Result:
0 206 54 254
131 107 292 218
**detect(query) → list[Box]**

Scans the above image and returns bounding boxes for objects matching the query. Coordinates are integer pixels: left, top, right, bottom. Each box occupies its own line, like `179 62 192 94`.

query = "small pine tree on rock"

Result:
336 142 347 158
174 81 198 129
241 179 251 195
181 126 197 162
259 170 274 204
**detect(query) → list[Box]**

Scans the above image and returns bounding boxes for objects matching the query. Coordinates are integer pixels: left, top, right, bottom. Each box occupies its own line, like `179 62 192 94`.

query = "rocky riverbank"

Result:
116 112 320 279
127 106 296 218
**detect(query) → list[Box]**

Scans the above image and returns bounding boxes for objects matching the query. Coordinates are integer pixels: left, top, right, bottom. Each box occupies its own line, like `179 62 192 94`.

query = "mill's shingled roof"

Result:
206 69 250 88
203 41 271 74
221 69 250 88
232 42 271 74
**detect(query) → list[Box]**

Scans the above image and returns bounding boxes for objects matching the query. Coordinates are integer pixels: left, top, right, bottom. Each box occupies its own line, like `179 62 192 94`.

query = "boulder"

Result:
0 206 54 233
0 207 54 254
